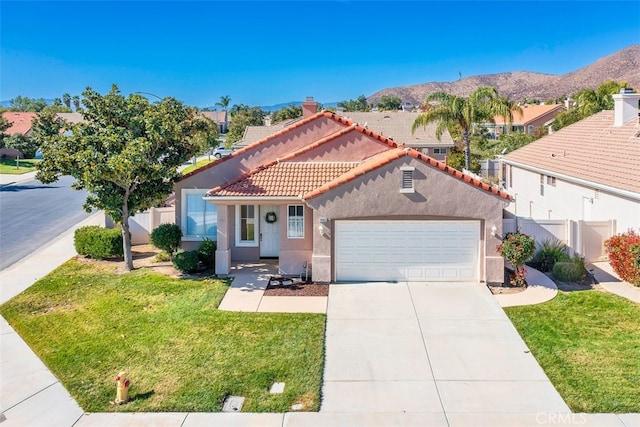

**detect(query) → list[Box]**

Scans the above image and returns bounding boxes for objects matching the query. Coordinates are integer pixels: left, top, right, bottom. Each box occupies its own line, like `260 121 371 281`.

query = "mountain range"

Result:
3 45 639 110
367 44 640 106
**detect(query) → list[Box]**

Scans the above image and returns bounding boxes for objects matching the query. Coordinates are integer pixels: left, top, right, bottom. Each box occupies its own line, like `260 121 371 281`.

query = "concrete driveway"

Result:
321 282 569 424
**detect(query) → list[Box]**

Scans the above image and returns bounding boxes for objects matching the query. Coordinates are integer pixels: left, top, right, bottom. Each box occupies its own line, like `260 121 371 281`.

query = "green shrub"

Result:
497 232 536 286
605 230 640 286
529 238 571 272
74 226 123 259
197 238 217 270
152 251 171 263
173 251 200 273
150 224 182 258
553 257 586 282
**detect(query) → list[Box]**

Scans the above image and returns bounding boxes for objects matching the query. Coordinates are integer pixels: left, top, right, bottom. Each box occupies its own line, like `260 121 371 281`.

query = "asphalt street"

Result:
0 175 91 271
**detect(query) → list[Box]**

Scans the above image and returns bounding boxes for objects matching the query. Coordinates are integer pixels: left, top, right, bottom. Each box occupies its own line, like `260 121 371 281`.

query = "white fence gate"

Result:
503 217 616 262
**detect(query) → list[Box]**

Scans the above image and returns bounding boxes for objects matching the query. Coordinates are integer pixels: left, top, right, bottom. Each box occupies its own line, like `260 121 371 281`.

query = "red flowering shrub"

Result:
497 232 536 287
604 230 640 287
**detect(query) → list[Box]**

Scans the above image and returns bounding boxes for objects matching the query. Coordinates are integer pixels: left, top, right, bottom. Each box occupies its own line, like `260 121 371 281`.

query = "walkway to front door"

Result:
321 282 569 420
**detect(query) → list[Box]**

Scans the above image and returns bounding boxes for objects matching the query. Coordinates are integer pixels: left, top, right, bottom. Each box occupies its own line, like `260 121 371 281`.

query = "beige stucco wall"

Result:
306 156 509 284
176 114 346 247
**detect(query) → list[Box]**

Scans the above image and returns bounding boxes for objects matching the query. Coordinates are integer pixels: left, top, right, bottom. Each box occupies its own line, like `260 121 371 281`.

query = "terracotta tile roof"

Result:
304 148 512 201
341 111 454 147
180 111 400 181
502 110 640 194
207 162 360 197
493 104 564 125
2 112 37 135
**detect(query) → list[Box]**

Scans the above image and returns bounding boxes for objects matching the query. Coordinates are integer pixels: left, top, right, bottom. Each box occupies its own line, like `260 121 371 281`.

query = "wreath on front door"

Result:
265 211 278 224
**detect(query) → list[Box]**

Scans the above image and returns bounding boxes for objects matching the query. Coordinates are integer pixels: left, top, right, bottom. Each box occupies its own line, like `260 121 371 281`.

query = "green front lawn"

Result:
181 158 215 175
0 158 40 174
505 291 640 413
0 260 325 412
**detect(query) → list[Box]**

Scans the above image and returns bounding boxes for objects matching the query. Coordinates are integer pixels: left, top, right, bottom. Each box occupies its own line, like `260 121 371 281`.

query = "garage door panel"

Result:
336 220 479 282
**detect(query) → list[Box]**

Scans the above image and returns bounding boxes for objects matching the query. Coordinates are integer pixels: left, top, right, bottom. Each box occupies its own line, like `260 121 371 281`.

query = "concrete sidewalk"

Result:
0 171 37 186
590 261 640 303
217 262 327 313
494 265 558 308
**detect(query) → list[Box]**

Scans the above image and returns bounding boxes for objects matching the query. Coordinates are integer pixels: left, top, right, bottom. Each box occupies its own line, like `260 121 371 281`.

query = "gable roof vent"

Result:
400 165 415 193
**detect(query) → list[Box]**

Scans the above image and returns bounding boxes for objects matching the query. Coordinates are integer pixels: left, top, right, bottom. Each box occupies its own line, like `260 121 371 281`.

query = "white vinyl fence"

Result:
106 207 175 245
503 217 616 262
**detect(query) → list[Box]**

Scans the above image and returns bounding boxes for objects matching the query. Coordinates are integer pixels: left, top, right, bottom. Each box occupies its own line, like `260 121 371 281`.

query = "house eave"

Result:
502 158 640 202
202 196 303 203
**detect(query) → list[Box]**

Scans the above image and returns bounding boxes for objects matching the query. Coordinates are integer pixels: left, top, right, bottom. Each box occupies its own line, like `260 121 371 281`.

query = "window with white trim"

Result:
181 189 217 241
236 204 258 246
432 148 447 155
287 205 304 239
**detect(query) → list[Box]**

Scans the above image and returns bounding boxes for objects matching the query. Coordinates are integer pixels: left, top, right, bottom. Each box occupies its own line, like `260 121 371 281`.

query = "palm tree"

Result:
216 95 231 133
412 86 519 171
72 95 81 112
62 93 71 108
576 80 626 117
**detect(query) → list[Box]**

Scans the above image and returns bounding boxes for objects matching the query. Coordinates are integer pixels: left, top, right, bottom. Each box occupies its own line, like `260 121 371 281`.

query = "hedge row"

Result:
74 226 123 259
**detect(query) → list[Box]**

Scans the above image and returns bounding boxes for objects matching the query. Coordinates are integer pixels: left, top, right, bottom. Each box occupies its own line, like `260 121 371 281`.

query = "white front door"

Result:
260 205 280 257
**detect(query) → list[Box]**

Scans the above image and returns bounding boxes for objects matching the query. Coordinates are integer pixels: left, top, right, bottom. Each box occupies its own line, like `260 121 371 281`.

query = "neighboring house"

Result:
337 111 454 161
2 112 37 136
1 112 37 158
483 104 565 138
200 111 229 134
176 101 510 284
501 89 640 237
55 112 85 125
237 110 454 162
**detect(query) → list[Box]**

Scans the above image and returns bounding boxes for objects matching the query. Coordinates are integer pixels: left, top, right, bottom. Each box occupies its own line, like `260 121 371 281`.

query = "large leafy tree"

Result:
226 105 264 145
9 96 48 112
337 95 370 112
412 86 518 171
377 95 402 111
272 104 302 123
0 115 12 148
36 85 213 271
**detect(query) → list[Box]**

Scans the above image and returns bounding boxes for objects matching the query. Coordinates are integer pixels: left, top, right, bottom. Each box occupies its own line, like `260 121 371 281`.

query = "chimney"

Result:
612 88 640 127
302 96 318 118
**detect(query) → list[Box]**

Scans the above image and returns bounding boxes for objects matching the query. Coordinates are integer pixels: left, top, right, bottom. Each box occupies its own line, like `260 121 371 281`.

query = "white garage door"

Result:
335 220 480 282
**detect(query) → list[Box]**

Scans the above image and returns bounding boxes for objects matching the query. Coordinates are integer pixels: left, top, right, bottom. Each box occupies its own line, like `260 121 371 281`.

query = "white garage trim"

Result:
335 220 480 282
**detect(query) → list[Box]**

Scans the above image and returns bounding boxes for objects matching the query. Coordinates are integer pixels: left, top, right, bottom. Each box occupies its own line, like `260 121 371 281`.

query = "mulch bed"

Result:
264 282 329 297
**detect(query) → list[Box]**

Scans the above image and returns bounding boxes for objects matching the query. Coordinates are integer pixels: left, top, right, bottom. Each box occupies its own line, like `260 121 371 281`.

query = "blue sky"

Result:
1 1 638 108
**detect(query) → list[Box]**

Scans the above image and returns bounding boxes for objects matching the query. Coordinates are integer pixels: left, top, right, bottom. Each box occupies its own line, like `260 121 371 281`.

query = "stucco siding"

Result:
307 157 507 283
175 115 346 239
506 165 640 233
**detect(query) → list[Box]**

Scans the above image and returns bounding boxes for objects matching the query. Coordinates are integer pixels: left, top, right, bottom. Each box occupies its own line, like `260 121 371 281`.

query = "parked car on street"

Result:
211 146 235 158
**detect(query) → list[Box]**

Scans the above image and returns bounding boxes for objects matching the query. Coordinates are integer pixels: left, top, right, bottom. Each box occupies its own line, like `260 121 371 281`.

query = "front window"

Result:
181 190 217 240
236 204 258 246
432 148 446 155
287 205 304 239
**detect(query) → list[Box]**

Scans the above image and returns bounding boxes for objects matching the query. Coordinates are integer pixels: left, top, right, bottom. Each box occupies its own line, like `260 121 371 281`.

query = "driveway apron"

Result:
322 282 569 420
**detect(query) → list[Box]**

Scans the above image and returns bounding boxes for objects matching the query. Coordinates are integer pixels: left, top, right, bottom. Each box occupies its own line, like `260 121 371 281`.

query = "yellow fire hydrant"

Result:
114 372 131 404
